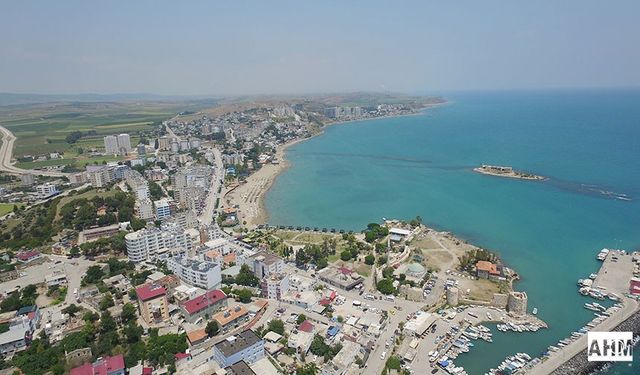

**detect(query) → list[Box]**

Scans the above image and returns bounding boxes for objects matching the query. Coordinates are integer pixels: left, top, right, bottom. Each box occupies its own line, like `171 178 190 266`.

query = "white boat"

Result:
589 273 598 279
532 307 538 315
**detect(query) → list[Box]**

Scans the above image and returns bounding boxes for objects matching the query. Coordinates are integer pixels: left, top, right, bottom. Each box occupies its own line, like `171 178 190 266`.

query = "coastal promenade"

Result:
0 124 68 177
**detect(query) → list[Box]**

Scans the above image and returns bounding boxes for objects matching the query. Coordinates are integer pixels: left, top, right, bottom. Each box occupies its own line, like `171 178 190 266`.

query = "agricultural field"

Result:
0 100 210 157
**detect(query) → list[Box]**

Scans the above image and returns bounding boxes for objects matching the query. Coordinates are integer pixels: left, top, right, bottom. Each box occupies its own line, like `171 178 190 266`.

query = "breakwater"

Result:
550 308 640 375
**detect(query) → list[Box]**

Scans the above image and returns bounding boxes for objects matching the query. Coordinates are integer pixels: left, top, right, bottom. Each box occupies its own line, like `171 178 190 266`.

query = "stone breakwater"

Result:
550 309 640 375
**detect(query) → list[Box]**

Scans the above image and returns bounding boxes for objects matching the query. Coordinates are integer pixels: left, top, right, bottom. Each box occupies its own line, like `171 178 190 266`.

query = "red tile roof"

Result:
298 320 314 333
476 261 501 275
319 298 331 306
142 368 153 375
175 352 191 361
136 283 167 301
182 290 227 315
70 355 125 375
16 251 40 261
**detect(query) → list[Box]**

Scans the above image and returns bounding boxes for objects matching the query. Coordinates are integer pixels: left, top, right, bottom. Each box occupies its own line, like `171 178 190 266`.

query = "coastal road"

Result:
0 124 68 177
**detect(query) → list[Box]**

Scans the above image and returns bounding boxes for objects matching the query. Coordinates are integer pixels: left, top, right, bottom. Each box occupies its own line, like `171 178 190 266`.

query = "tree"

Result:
364 254 375 265
376 278 396 295
83 265 105 285
62 304 82 317
99 294 115 311
99 311 117 334
121 303 137 324
205 320 219 337
297 363 317 375
296 314 307 325
340 250 351 261
234 265 259 287
234 288 253 303
266 319 285 335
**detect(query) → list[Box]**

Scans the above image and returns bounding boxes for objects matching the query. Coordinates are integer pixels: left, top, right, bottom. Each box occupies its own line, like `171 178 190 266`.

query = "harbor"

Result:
522 249 640 374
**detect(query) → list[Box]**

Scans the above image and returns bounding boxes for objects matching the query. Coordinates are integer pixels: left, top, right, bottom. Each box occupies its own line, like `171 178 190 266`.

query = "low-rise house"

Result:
70 354 125 375
15 251 42 263
212 330 264 368
0 317 33 356
321 340 363 375
181 289 228 323
475 260 503 279
103 274 131 293
45 273 67 287
213 306 249 333
317 266 363 290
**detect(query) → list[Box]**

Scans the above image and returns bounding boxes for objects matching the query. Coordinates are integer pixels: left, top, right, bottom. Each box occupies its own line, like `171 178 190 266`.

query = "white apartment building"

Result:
104 135 119 155
134 199 154 220
117 133 132 153
166 256 221 290
36 183 59 199
242 250 284 278
125 224 191 263
154 199 172 220
261 273 289 300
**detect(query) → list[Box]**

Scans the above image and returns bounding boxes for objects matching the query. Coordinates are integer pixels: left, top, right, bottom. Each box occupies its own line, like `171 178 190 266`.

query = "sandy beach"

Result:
223 104 445 228
223 137 305 227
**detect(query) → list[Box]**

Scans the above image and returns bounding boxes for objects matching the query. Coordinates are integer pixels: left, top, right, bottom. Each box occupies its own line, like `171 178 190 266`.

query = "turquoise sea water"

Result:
265 89 640 374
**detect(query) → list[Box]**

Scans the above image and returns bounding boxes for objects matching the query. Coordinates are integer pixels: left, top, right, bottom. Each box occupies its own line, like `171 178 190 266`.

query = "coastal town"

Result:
0 93 637 375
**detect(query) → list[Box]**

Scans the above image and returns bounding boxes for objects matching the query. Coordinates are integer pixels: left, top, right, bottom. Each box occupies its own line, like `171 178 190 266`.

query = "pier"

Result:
525 250 639 374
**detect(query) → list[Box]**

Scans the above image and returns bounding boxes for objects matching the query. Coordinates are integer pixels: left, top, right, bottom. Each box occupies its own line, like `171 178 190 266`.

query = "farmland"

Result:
0 100 212 157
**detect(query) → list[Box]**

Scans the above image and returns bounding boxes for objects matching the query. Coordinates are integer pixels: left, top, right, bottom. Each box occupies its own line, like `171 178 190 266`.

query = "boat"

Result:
532 307 538 315
589 273 598 279
585 303 600 311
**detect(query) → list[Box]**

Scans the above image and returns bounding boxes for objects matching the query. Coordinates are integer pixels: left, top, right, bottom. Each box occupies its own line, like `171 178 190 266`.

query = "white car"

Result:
380 351 387 360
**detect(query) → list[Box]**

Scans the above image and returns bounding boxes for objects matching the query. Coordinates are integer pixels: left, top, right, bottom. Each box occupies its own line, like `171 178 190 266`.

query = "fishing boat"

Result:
585 303 600 311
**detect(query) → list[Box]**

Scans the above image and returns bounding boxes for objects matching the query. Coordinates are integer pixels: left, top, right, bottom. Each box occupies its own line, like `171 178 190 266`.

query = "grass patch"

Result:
0 204 18 216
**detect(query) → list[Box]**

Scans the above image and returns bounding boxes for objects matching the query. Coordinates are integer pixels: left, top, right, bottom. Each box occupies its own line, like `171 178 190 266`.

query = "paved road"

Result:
199 147 224 226
0 124 68 177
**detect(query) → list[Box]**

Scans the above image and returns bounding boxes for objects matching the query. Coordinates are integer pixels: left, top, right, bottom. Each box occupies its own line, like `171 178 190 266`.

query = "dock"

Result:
524 250 639 374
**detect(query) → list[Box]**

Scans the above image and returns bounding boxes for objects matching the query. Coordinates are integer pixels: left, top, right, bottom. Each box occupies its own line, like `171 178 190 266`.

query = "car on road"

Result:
380 351 386 360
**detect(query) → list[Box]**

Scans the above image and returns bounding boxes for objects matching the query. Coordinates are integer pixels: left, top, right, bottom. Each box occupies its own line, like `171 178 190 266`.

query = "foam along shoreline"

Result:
226 104 445 228
473 165 545 180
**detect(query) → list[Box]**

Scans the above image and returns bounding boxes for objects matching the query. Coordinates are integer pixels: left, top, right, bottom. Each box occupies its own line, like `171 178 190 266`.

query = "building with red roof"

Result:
15 251 41 263
135 283 169 325
475 261 503 280
180 290 228 323
70 355 125 375
297 320 315 333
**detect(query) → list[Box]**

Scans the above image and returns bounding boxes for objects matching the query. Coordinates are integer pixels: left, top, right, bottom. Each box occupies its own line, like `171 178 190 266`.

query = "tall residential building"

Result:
135 284 169 324
166 256 222 290
104 135 119 155
134 199 154 220
125 224 191 263
242 251 284 278
117 134 132 154
154 199 172 220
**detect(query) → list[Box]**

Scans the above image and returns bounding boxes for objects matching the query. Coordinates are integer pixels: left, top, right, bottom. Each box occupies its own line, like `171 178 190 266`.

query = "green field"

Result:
0 204 18 216
0 101 210 157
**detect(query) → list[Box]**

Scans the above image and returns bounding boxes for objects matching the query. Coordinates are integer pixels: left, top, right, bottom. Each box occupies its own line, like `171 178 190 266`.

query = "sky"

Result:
1 1 639 96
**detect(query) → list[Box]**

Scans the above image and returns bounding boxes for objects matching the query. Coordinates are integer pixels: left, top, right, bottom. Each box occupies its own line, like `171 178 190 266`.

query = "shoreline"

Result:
225 103 446 228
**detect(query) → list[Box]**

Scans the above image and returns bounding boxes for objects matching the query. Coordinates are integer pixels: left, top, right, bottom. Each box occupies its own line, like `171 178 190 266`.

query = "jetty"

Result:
473 165 545 180
525 249 639 375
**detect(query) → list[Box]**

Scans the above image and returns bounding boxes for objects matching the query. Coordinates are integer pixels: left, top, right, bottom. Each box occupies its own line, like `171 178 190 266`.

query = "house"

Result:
70 354 125 375
213 306 249 333
103 274 131 293
15 251 42 263
475 261 503 279
212 330 264 367
135 284 169 324
0 317 33 356
187 328 208 347
181 290 228 323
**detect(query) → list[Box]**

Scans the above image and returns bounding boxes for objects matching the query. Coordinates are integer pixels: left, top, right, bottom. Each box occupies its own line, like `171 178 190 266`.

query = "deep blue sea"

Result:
266 89 640 374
